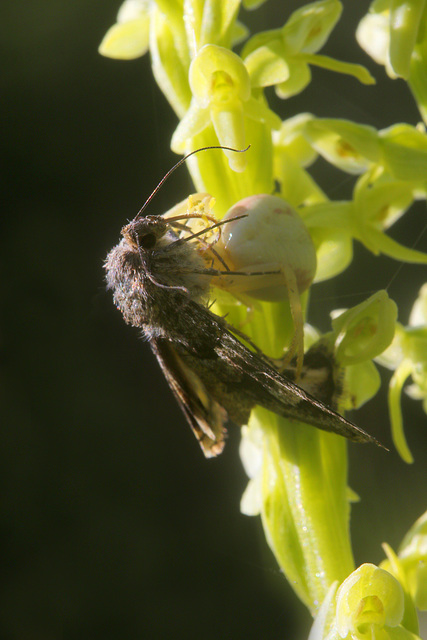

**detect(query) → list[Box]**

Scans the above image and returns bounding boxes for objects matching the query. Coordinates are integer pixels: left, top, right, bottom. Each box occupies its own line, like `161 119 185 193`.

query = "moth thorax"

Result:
213 194 317 301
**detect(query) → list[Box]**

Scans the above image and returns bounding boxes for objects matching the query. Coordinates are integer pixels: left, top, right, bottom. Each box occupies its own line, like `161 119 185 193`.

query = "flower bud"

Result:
213 194 317 301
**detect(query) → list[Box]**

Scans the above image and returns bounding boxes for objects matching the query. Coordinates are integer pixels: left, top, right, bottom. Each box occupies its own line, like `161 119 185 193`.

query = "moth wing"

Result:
178 301 381 446
217 329 381 445
150 338 227 457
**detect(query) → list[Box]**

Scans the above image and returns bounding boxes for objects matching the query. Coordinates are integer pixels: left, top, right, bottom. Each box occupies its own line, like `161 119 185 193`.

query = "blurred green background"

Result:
2 1 427 638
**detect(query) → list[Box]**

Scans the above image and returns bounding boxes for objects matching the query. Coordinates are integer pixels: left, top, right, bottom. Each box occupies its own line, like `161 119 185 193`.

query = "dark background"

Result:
2 1 427 638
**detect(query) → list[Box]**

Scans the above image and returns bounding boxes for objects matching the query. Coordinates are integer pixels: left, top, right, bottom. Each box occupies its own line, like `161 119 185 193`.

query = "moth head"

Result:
122 216 169 252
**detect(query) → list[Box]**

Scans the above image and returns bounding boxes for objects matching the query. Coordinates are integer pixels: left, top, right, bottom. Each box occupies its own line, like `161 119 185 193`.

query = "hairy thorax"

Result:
105 227 211 335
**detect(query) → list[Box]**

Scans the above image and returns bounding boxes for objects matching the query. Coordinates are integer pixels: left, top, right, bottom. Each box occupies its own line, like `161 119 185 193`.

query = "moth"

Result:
105 147 382 457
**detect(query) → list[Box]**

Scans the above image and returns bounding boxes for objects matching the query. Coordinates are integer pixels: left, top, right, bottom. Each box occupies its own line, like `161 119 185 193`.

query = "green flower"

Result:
329 291 397 410
382 511 427 613
304 118 427 182
336 565 404 639
304 118 380 174
309 564 421 640
331 291 397 365
242 0 374 98
296 118 427 280
357 0 426 80
272 117 427 283
376 284 427 463
171 44 281 171
98 0 152 60
351 170 426 263
298 157 427 282
99 0 191 117
273 114 328 209
357 1 427 123
182 0 247 55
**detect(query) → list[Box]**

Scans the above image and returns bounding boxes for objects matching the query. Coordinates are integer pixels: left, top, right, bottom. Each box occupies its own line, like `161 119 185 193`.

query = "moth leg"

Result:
277 263 305 380
202 245 232 272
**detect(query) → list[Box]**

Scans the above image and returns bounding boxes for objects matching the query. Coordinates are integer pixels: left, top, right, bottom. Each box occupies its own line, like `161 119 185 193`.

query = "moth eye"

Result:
139 233 157 249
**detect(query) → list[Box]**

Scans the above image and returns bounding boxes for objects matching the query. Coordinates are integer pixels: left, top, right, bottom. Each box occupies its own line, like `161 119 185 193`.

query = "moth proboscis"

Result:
105 145 385 457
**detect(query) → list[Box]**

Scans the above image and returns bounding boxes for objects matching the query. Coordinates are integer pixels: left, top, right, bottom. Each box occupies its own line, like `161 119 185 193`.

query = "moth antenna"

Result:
133 145 250 222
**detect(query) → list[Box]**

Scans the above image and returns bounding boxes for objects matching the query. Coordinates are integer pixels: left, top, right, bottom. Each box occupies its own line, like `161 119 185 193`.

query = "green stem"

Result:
260 411 354 613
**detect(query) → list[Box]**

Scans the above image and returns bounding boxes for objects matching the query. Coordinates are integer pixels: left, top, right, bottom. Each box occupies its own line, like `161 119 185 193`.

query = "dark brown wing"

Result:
175 300 384 448
150 338 227 457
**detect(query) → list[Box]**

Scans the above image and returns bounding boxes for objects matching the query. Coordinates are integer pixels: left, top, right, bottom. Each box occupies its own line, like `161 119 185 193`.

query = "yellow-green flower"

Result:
304 118 427 182
328 291 397 410
382 511 427 613
272 114 328 208
242 0 374 98
357 1 427 123
275 117 423 282
171 44 280 171
304 118 380 174
298 118 427 279
376 284 427 463
99 0 152 60
99 1 192 117
332 292 397 365
309 564 421 640
336 565 404 639
357 0 426 79
351 170 427 263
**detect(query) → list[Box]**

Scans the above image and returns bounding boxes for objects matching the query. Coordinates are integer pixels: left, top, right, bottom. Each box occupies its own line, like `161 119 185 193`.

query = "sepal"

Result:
98 0 151 59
